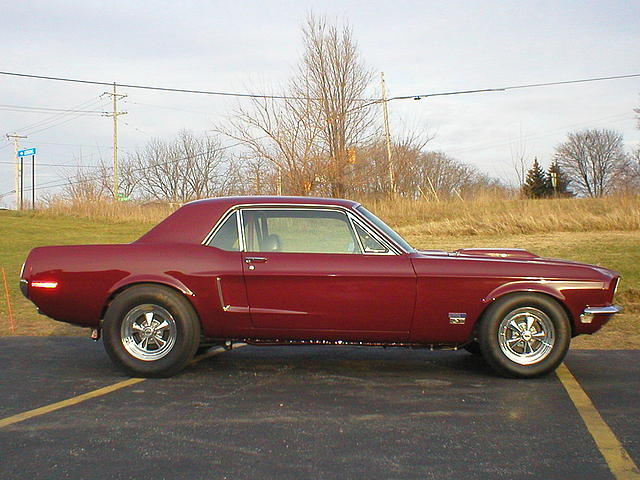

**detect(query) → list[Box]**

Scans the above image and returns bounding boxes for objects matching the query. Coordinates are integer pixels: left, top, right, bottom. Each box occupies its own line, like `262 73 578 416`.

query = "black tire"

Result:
463 341 483 357
478 293 570 378
103 284 201 377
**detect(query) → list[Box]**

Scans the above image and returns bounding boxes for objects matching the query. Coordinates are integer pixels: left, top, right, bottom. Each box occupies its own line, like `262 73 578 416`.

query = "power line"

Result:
5 97 103 136
391 73 640 101
0 103 104 114
2 70 638 197
0 70 371 101
2 69 637 106
0 98 103 154
25 110 103 137
0 160 102 168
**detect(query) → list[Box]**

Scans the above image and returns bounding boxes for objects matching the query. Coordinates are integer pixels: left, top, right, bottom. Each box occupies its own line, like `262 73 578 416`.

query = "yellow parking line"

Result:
0 343 247 429
556 363 640 479
0 377 145 429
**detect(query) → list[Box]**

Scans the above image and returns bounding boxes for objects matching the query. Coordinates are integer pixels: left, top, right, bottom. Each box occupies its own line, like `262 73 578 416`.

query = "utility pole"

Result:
102 83 127 200
277 165 282 196
380 72 395 194
31 153 35 209
550 161 558 199
6 133 27 210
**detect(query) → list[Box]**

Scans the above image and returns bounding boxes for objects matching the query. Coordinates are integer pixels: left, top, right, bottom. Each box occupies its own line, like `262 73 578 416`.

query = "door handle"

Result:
245 257 268 264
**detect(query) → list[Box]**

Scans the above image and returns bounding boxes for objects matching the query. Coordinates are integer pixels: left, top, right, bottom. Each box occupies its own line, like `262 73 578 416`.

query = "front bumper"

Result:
580 305 622 324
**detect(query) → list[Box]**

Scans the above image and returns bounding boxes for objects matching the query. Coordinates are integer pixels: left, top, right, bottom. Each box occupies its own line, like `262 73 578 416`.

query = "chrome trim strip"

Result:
215 277 230 312
237 208 246 252
346 213 365 254
583 305 622 315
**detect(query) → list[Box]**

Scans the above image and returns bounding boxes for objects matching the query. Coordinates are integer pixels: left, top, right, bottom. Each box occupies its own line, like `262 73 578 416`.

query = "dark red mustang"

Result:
20 196 620 378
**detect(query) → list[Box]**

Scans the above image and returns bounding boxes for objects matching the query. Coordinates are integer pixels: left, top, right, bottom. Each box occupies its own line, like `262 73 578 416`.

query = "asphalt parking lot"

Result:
0 338 638 480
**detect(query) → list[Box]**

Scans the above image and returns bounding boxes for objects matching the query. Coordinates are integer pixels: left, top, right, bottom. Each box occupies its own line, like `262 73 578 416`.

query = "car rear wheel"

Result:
478 293 570 378
103 285 200 377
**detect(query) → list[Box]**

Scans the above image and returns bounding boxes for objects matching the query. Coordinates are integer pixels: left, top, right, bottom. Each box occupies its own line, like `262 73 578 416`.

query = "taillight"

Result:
31 281 58 289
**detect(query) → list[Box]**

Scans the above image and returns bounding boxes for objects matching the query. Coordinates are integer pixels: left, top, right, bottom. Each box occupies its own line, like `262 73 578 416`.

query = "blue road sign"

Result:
17 148 36 157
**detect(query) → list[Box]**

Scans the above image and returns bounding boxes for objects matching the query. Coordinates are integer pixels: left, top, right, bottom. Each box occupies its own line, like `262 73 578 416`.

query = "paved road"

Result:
0 337 638 480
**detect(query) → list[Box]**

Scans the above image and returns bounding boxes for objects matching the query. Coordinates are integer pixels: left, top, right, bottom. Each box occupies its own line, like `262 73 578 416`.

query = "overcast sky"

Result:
1 0 639 207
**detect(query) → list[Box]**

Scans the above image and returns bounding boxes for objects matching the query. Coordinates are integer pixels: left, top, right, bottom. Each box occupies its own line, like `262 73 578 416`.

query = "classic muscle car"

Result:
20 196 621 378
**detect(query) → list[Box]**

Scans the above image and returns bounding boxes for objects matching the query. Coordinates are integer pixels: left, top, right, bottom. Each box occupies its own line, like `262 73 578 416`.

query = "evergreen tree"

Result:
523 158 551 198
547 162 573 197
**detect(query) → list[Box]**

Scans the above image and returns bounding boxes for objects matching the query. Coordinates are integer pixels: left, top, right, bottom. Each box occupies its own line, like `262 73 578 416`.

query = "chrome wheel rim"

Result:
121 304 177 361
498 307 555 365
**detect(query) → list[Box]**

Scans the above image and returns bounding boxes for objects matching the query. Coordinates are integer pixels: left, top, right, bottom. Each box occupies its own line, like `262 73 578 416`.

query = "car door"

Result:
240 207 416 341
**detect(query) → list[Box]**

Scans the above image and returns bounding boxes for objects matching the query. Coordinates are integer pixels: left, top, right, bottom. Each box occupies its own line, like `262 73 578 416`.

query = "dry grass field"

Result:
1 196 638 348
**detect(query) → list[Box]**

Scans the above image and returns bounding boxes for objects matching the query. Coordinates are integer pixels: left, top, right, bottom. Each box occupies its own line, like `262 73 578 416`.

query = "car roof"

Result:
136 196 361 245
187 196 360 209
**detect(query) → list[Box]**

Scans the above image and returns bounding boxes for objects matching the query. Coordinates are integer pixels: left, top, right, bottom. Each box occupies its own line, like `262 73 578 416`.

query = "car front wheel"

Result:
103 284 201 377
478 293 571 378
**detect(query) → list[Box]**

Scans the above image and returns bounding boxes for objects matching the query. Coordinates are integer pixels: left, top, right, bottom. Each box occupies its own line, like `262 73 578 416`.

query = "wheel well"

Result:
100 282 203 330
473 291 575 340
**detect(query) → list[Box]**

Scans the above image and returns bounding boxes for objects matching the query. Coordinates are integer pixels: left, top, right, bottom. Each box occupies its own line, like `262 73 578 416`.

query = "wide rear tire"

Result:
479 293 571 378
103 284 201 377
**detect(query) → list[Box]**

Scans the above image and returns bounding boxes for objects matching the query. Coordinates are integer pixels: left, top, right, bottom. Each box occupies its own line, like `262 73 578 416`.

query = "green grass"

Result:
0 210 637 348
0 211 153 336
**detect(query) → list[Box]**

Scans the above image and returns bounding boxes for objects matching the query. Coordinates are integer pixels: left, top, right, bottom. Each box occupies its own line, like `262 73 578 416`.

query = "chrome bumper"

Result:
580 305 622 324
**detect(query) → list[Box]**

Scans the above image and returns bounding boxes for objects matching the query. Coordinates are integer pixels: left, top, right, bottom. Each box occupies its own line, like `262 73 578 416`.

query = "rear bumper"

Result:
20 278 28 299
580 305 622 324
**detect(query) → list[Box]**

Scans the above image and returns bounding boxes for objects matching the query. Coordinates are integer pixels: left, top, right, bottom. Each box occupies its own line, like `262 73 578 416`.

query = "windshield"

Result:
355 205 414 252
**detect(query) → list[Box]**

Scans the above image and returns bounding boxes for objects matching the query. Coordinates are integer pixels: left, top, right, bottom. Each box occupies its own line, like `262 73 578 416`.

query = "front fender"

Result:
482 279 606 333
483 281 569 304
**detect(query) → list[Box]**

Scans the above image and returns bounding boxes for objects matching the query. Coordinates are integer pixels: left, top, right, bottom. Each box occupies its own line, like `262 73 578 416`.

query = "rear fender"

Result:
101 275 197 321
108 274 195 298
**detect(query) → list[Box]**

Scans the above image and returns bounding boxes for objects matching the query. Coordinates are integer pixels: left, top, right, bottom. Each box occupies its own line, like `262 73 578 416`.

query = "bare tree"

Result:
135 131 239 203
97 154 141 200
296 14 377 196
218 14 377 197
509 131 528 191
412 151 503 200
218 95 324 195
62 164 107 202
554 129 627 197
612 147 640 194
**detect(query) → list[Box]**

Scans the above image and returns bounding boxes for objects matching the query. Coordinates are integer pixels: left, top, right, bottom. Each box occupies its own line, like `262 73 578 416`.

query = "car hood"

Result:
415 247 618 277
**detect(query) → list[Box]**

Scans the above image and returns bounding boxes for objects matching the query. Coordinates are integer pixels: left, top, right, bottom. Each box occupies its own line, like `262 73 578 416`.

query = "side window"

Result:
242 209 361 254
206 211 239 251
354 222 389 254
